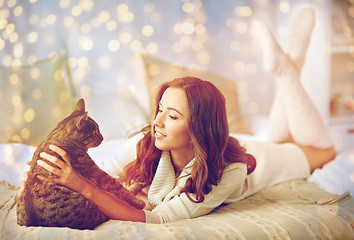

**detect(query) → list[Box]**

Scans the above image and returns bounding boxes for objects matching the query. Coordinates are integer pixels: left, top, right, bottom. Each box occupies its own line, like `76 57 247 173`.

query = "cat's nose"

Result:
97 134 104 144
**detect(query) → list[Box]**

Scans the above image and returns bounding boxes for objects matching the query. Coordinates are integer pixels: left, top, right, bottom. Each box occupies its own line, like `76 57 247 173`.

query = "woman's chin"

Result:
154 141 167 151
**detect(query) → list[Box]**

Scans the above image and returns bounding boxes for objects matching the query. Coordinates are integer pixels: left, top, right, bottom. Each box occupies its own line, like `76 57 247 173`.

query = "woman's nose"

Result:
153 113 164 128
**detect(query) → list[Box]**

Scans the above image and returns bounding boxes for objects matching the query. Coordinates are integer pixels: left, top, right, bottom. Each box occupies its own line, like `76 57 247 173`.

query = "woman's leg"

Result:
287 8 316 72
252 9 336 172
251 17 291 143
266 8 317 144
267 86 291 143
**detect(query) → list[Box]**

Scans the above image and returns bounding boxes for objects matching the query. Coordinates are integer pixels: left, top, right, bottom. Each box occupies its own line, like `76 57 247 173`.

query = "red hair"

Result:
120 77 256 203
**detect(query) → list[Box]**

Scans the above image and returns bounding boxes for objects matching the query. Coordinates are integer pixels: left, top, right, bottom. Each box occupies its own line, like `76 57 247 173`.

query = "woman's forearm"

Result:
79 177 146 222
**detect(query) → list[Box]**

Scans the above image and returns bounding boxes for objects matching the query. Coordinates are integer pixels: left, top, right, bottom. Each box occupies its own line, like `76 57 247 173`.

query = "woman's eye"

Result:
169 115 177 120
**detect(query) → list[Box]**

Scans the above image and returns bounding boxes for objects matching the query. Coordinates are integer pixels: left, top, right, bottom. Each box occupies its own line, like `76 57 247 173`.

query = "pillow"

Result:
307 151 354 196
84 89 151 141
0 51 76 146
142 54 249 134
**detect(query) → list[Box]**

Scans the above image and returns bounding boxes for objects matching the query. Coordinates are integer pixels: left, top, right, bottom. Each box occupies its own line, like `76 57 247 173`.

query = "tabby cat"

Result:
16 99 145 230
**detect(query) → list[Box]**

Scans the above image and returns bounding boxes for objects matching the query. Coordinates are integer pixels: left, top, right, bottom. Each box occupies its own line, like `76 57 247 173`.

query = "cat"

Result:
16 98 145 230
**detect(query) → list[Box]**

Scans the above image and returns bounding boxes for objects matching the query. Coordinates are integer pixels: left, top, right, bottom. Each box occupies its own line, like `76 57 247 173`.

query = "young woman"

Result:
36 9 336 224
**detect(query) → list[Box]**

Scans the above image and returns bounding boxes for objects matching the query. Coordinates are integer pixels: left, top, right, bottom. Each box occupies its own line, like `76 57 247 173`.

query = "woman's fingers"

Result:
37 159 62 176
39 152 65 169
49 145 70 164
36 146 82 191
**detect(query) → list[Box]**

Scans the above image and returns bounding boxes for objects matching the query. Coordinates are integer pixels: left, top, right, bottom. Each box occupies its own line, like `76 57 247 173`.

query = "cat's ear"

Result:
77 112 89 130
74 98 85 114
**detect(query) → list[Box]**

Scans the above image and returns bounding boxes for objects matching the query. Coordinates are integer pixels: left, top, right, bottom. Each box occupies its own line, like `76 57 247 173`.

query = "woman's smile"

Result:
154 128 166 139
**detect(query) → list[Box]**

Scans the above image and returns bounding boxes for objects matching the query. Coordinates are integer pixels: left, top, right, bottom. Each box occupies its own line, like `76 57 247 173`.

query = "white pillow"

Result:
85 87 150 141
0 143 35 187
308 151 354 196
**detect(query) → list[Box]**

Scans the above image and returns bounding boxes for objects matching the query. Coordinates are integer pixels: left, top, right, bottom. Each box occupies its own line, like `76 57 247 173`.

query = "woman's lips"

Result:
154 130 166 138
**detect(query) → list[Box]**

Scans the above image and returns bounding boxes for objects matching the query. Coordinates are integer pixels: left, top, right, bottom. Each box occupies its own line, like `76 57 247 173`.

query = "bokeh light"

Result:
79 35 94 51
142 25 154 37
27 31 38 43
119 32 133 44
30 67 40 80
108 39 120 52
24 109 35 123
106 20 117 31
234 6 252 17
279 1 290 13
117 4 134 23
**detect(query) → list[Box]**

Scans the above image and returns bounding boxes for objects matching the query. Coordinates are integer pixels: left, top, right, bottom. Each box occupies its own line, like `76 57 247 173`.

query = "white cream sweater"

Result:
145 151 248 223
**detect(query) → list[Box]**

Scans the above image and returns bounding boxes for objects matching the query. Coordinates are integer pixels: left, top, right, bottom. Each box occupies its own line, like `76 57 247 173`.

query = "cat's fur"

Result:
16 99 145 230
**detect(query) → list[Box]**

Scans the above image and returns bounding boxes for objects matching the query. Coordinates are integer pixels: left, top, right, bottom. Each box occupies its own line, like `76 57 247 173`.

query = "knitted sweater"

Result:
145 151 248 223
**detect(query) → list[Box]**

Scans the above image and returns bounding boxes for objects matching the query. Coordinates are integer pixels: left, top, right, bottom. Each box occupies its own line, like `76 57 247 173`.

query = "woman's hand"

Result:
37 145 87 193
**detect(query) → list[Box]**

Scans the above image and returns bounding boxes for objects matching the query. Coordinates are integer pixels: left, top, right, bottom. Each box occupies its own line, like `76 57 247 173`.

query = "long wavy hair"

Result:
120 77 256 203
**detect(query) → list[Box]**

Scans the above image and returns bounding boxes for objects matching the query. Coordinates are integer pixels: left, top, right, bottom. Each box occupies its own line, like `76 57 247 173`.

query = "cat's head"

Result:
65 99 103 149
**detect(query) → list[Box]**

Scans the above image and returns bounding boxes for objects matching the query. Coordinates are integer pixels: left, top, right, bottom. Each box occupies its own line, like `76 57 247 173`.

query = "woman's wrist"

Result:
77 176 95 199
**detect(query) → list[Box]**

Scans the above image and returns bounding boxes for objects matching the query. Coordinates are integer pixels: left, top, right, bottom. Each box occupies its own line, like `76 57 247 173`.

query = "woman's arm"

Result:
37 144 146 223
79 177 146 222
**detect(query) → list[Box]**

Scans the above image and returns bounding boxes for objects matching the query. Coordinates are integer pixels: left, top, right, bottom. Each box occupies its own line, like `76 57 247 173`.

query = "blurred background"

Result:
0 0 353 152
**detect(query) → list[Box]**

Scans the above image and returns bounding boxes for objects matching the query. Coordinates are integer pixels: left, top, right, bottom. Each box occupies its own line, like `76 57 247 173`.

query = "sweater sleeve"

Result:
149 163 248 223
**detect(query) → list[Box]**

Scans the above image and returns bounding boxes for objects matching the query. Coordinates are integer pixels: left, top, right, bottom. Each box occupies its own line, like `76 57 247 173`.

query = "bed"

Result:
1 41 354 240
0 137 353 240
1 44 353 240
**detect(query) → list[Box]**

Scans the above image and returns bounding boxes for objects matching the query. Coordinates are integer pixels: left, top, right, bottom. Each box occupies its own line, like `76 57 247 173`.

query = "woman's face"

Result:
153 87 192 153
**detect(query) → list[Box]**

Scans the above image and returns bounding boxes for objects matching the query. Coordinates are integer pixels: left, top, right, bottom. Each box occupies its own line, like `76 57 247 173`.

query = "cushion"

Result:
141 54 249 134
308 151 354 196
83 88 151 141
0 51 76 146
